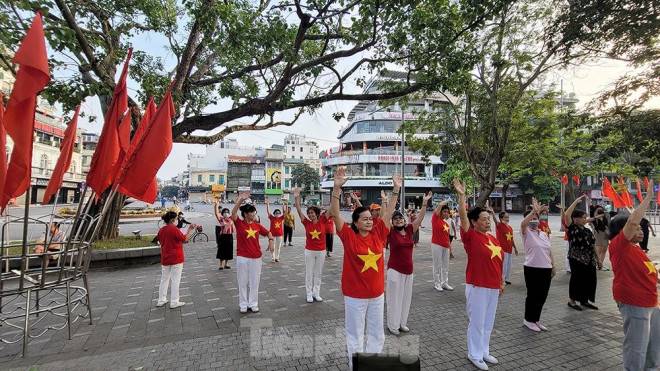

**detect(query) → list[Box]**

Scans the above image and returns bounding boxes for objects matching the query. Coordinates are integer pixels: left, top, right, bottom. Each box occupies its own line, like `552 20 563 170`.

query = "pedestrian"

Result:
431 199 453 291
639 217 656 252
329 167 400 368
559 205 571 273
564 195 599 311
266 198 284 262
324 210 335 257
231 192 274 313
453 207 461 241
176 212 191 230
156 211 196 309
293 188 327 303
590 206 610 270
283 204 295 246
386 192 432 335
445 209 457 259
520 198 555 332
493 210 518 285
213 202 234 270
453 178 503 371
607 182 658 371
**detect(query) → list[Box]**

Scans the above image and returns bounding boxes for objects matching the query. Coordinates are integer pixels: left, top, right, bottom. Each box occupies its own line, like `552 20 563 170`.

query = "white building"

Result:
282 134 322 190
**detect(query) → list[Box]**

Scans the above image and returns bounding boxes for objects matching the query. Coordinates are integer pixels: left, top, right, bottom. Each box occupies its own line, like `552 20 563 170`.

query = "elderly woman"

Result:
213 202 235 270
520 199 555 332
590 206 610 270
607 182 658 371
265 198 285 262
564 195 599 311
156 211 196 309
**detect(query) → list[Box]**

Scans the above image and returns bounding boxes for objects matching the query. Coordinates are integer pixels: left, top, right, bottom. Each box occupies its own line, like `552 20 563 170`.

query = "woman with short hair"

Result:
213 202 234 270
266 198 284 262
157 211 196 309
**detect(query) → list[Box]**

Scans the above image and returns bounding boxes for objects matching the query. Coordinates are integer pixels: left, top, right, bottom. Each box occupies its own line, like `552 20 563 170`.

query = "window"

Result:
40 154 49 171
291 146 295 152
209 174 215 182
218 175 225 184
299 147 302 152
197 174 203 183
285 166 290 174
300 156 303 159
285 179 290 188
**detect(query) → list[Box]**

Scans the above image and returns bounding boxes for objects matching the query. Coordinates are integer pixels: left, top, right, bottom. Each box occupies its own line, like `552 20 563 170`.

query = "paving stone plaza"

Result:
2 215 658 371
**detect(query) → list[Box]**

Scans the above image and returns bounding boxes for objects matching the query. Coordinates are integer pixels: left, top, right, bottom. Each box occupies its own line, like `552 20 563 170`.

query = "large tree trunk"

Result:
81 190 126 241
475 181 495 207
501 182 510 211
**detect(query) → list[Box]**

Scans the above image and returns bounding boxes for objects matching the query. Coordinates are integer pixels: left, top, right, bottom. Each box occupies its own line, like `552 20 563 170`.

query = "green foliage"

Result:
160 185 180 198
291 164 320 194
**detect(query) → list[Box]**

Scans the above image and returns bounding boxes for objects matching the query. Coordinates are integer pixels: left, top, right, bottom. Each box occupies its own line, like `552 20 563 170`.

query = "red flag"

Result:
635 178 644 203
0 13 51 210
118 98 158 201
85 49 132 198
42 106 80 204
572 175 580 187
0 95 6 199
602 177 625 208
116 90 174 203
643 176 650 190
617 177 634 208
561 174 568 185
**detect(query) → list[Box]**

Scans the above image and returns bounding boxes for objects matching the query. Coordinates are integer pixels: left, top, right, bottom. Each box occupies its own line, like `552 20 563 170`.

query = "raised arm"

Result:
350 192 362 208
433 197 449 216
521 198 542 236
623 180 654 241
380 190 389 215
483 200 495 233
382 174 402 229
265 197 272 217
412 191 433 232
563 194 586 227
231 191 250 222
330 166 348 232
213 200 222 223
453 178 470 233
491 201 500 225
292 187 308 222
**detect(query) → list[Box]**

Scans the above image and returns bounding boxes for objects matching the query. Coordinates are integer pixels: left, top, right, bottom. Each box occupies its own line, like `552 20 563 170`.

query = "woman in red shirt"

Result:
265 198 284 262
329 166 400 368
454 179 504 371
386 191 432 335
157 211 196 309
293 188 328 303
231 192 274 314
607 182 658 371
493 211 518 285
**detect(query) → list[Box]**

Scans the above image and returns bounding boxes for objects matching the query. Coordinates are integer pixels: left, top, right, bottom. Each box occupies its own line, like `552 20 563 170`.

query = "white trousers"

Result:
304 249 325 297
158 263 183 304
465 284 499 361
237 256 262 309
344 294 385 367
272 236 283 260
431 243 450 286
502 252 512 281
386 269 413 331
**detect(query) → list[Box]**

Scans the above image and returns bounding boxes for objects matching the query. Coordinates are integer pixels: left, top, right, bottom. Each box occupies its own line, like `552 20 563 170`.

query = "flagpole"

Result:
88 185 119 243
18 189 31 291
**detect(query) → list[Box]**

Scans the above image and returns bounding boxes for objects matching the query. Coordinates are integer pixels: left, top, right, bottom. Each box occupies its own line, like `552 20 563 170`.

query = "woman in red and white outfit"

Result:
386 191 432 335
157 211 197 309
431 199 453 291
293 187 327 303
607 181 658 371
454 179 504 371
329 166 400 367
265 198 284 262
493 211 518 285
231 192 274 313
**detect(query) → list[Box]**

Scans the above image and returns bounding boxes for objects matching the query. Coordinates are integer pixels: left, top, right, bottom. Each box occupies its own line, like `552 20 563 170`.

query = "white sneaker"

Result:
523 320 541 332
250 306 259 313
306 295 314 303
468 357 489 370
434 284 444 292
156 301 167 307
441 283 454 291
388 327 400 335
483 354 498 364
239 307 248 314
313 295 323 302
536 322 548 331
399 326 410 333
170 301 186 309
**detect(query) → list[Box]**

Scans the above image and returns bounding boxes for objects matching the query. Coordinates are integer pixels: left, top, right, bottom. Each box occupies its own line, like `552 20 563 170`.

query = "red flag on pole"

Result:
0 94 7 198
42 106 80 204
116 90 174 203
635 178 644 203
561 174 568 185
617 177 634 208
85 49 132 198
572 175 580 187
0 13 51 210
602 177 625 208
118 98 158 201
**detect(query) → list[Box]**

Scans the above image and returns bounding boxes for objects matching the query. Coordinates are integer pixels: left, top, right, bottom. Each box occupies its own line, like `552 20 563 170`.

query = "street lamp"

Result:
395 103 406 211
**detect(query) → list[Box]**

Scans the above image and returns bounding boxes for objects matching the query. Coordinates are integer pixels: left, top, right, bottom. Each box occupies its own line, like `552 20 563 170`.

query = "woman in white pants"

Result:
454 179 504 371
329 167 400 368
156 211 196 309
293 187 327 303
493 211 518 285
265 198 284 262
431 199 453 291
386 192 432 335
231 192 274 314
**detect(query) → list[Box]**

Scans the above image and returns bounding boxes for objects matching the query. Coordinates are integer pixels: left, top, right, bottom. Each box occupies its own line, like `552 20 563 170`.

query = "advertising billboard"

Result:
265 168 283 195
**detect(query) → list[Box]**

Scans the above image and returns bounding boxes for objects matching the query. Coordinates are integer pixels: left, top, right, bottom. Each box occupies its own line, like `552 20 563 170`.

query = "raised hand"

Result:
485 199 494 213
350 191 361 202
264 197 270 205
237 191 251 202
334 166 348 188
531 197 542 214
453 178 465 196
292 187 301 199
392 173 403 189
423 191 433 204
380 189 387 201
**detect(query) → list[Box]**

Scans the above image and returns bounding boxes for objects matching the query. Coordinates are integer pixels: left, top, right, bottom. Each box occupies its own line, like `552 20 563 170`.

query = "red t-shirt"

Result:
325 215 335 234
337 222 388 298
431 213 451 248
158 224 186 265
269 215 284 237
539 220 551 235
460 228 504 289
235 218 269 258
495 223 514 254
609 233 658 307
387 224 414 275
303 217 326 251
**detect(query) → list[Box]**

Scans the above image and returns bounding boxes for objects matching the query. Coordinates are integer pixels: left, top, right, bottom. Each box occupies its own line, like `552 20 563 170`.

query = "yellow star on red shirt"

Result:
358 248 382 273
644 261 657 275
246 227 258 239
274 222 281 228
443 223 449 232
506 232 513 241
486 240 502 260
309 229 322 239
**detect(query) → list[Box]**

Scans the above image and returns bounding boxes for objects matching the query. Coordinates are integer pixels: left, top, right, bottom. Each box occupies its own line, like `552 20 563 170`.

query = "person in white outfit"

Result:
386 192 432 335
231 192 274 313
156 211 196 309
293 187 327 302
431 200 453 291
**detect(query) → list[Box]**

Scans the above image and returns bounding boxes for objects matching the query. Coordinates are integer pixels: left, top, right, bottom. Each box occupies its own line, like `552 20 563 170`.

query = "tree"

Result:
160 185 180 199
291 164 320 194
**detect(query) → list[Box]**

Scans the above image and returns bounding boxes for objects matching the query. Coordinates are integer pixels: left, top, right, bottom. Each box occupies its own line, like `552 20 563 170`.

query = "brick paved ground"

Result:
2 220 659 370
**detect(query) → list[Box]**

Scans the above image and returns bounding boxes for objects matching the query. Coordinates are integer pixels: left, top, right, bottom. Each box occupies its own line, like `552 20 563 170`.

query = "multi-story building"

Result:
283 134 322 182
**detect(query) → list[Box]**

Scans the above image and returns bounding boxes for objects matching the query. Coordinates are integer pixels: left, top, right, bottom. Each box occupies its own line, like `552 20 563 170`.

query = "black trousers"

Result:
326 233 334 253
568 258 597 304
283 226 293 244
524 266 553 322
